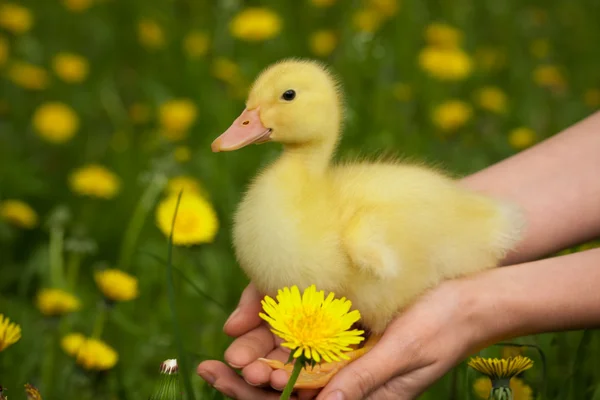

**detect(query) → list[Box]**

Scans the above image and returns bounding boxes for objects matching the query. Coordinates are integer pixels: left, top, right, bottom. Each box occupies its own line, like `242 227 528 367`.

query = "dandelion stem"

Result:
280 358 304 400
92 302 108 338
66 252 82 290
49 225 65 287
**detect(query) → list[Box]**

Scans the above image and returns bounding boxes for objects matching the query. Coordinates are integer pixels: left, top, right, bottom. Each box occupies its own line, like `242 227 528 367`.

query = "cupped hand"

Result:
196 283 320 399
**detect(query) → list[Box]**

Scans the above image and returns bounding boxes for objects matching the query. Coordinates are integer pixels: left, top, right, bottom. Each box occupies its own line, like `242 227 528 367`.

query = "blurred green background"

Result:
1 0 599 399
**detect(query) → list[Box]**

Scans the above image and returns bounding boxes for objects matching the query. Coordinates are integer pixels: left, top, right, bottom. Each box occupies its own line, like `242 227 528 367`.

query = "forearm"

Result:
461 111 600 265
467 247 600 348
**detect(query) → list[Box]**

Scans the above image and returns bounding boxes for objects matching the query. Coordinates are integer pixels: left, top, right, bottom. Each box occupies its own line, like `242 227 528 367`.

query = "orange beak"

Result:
211 108 272 152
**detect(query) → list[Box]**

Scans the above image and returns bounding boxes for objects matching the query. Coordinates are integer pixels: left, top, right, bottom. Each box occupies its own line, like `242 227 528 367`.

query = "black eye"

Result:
281 90 296 101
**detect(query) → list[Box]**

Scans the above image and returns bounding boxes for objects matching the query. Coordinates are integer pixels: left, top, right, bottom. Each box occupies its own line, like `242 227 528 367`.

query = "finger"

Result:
197 360 281 400
225 324 275 368
242 347 290 386
224 283 265 337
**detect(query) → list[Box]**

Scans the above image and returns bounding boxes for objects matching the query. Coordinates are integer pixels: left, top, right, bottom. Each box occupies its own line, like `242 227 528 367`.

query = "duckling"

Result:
211 59 523 389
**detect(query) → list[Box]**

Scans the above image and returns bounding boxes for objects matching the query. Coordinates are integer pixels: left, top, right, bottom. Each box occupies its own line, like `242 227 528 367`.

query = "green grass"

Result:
1 0 600 399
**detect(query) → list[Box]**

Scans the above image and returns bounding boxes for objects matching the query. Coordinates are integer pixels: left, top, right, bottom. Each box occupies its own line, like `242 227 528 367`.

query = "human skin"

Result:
196 111 600 399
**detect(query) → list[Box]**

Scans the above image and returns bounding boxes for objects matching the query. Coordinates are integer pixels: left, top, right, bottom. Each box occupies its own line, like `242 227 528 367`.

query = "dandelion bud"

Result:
149 359 182 400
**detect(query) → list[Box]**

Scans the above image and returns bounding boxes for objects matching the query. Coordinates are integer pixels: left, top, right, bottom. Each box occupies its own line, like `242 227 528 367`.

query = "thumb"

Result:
316 336 403 400
224 283 265 337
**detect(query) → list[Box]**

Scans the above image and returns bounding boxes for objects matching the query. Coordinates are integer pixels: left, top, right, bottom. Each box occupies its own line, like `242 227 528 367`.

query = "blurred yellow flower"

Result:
584 89 600 108
0 200 38 229
173 146 191 163
166 176 205 197
352 8 384 33
432 100 473 132
425 22 462 48
392 82 412 102
138 18 165 50
475 47 506 71
0 314 21 351
212 57 241 84
310 0 336 6
129 103 151 124
94 269 139 302
69 164 120 199
0 3 33 35
533 64 566 90
36 288 81 316
473 377 533 400
159 98 197 140
156 192 219 246
51 52 89 83
8 61 49 90
0 35 8 66
61 333 118 370
309 30 337 57
367 0 400 17
230 7 282 42
419 46 472 80
508 127 536 150
530 38 550 59
62 0 94 12
183 31 209 59
475 86 507 114
33 102 79 143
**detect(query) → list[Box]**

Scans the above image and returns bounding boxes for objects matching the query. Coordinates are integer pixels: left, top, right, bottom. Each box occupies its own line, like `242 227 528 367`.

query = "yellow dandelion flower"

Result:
309 30 337 57
508 127 536 150
51 52 89 83
583 88 600 108
473 377 533 400
61 333 118 370
138 18 165 50
367 0 400 17
475 47 506 71
8 61 49 90
432 100 473 132
94 269 139 302
229 7 282 42
211 57 242 84
129 102 151 124
392 82 412 102
530 38 550 59
310 0 336 6
24 383 42 400
502 345 524 359
418 46 472 81
156 192 219 246
68 164 120 199
533 64 567 90
159 98 197 140
0 199 38 229
260 285 364 363
62 0 94 12
33 102 79 143
425 22 462 48
475 86 507 114
0 314 21 351
352 8 385 33
0 35 8 66
173 146 191 163
183 31 209 59
0 3 33 35
166 176 206 197
468 355 534 380
36 288 81 316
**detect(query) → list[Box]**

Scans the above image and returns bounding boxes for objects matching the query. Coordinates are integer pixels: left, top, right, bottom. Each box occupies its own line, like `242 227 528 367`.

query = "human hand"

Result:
196 283 320 399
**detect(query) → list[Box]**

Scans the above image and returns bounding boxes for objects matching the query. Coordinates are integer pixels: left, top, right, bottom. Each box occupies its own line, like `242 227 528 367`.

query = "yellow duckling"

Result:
211 59 523 388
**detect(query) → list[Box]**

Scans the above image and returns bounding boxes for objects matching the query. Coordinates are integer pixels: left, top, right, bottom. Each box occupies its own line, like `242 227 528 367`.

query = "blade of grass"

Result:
166 190 196 400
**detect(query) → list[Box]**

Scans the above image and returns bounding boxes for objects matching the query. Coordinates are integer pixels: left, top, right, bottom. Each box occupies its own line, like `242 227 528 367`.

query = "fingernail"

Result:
198 370 216 385
224 307 240 328
324 390 345 400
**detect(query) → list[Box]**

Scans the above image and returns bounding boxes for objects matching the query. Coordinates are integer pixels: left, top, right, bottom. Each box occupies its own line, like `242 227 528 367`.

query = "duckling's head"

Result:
212 59 343 152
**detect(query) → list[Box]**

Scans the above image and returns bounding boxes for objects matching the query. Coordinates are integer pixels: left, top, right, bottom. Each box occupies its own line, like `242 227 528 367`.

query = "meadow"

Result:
1 0 600 399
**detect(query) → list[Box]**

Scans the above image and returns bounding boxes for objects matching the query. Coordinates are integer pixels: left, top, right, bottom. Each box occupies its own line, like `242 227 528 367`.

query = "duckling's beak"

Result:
211 108 272 152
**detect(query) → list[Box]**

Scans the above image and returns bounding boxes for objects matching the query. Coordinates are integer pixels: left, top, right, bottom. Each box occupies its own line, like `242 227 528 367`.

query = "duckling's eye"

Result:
281 90 296 101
